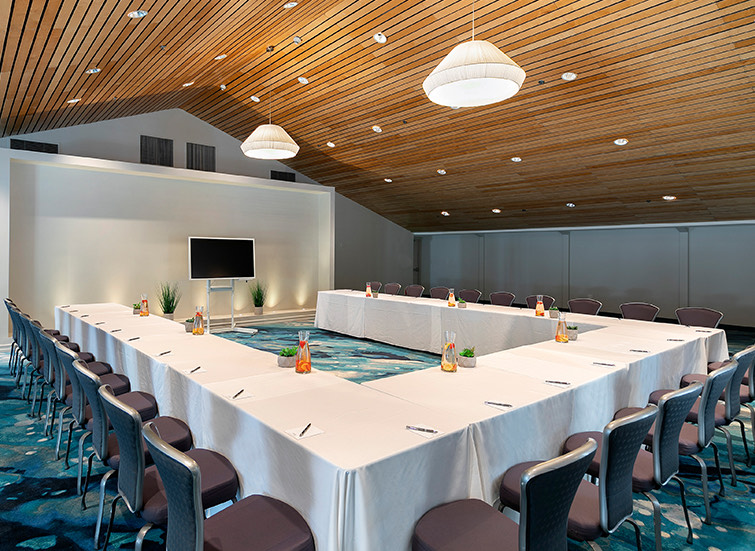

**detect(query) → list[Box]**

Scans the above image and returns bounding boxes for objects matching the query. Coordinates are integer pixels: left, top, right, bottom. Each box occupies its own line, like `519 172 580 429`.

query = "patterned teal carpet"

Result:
1 325 754 550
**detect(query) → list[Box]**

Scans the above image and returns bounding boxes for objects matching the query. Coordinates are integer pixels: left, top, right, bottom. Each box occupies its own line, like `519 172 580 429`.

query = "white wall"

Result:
0 149 334 336
334 194 413 290
416 223 755 327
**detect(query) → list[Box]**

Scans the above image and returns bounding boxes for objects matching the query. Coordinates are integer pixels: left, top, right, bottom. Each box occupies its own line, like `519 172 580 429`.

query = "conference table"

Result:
56 294 728 551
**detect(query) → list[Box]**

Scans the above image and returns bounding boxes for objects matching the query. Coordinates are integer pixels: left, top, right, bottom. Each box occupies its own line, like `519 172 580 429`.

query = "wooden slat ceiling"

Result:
2 0 753 231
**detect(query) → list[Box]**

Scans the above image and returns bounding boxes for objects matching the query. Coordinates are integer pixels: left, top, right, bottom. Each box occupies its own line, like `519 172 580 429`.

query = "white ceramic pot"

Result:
163 313 174 320
457 302 467 309
458 356 476 368
133 308 140 315
254 306 263 315
184 322 193 332
567 329 578 341
549 310 559 318
278 356 296 368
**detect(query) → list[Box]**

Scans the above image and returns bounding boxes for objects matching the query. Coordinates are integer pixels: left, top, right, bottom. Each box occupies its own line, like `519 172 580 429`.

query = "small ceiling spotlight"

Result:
441 211 450 216
566 202 576 208
561 72 577 81
127 10 148 18
373 32 387 44
437 169 447 175
372 125 382 133
511 156 522 162
614 138 629 146
492 208 501 214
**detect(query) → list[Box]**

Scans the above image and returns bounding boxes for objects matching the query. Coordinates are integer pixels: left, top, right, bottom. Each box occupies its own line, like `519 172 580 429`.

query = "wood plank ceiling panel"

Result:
1 0 753 231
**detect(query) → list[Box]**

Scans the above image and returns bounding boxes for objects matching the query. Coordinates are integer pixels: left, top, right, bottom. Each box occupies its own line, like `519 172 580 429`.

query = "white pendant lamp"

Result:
240 123 299 160
423 3 525 107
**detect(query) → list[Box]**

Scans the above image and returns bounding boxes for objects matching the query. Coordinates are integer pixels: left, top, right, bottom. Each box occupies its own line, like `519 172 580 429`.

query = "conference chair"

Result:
369 281 382 293
675 307 723 328
383 282 401 295
500 406 658 551
412 439 597 551
646 364 736 524
620 302 661 322
143 422 316 551
568 298 602 315
3 299 23 377
457 289 482 303
739 349 755 460
404 284 424 297
429 286 450 300
490 291 515 307
524 295 555 310
568 385 702 551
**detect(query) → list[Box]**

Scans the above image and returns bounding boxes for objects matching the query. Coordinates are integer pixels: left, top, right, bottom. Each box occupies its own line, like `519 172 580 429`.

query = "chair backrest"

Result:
17 312 35 363
143 422 205 551
723 345 755 421
369 281 382 292
599 405 657 533
383 283 401 295
54 342 88 425
490 292 515 307
404 284 424 297
457 289 482 303
37 329 64 396
696 363 736 448
4 299 21 345
520 438 597 551
74 360 110 461
652 384 703 485
99 385 146 514
429 286 450 300
29 319 58 384
619 302 660 322
568 298 602 315
525 295 555 310
675 307 723 328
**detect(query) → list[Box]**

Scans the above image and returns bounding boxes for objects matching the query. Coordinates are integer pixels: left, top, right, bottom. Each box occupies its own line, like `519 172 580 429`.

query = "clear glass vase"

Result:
296 330 311 374
139 294 149 316
366 282 372 297
535 294 545 317
192 306 205 335
555 312 568 342
447 288 456 307
441 330 458 372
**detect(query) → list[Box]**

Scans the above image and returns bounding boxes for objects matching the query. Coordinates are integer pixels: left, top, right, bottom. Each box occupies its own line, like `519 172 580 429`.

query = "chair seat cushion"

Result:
141 448 239 525
567 481 602 541
106 416 192 470
630 449 655 493
412 498 517 551
205 495 316 551
685 397 725 426
499 461 539 511
85 361 113 377
53 334 69 342
43 329 61 336
741 385 751 404
707 359 733 373
562 432 603 478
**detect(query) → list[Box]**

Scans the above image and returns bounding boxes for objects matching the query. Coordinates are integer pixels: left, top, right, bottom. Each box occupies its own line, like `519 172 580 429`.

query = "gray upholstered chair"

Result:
142 422 315 551
570 384 703 551
737 347 755 462
457 289 482 303
620 302 660 321
429 286 450 300
675 307 723 328
501 405 658 550
490 291 516 307
383 282 401 295
404 284 424 297
568 298 602 315
525 295 555 310
412 439 597 551
3 299 23 378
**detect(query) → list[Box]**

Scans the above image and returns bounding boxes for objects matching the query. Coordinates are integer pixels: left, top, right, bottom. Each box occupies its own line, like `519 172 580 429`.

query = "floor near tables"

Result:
1 325 754 551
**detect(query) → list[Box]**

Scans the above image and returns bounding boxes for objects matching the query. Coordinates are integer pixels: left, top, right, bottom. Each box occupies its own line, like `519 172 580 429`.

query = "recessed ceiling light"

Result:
437 169 447 175
663 195 677 201
219 84 227 91
127 10 148 18
372 125 382 133
441 211 450 216
450 106 460 110
561 72 577 81
283 1 298 8
85 67 100 74
182 81 194 87
293 36 302 44
384 178 393 183
214 54 227 60
250 95 260 102
492 208 501 214
298 76 309 84
373 32 387 44
66 98 81 104
511 156 522 162
326 141 335 148
614 138 629 146
566 202 576 208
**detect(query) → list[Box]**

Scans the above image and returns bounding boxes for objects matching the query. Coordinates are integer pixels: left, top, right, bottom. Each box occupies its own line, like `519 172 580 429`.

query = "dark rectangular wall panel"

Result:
140 135 173 166
270 170 295 182
10 138 58 153
186 142 216 172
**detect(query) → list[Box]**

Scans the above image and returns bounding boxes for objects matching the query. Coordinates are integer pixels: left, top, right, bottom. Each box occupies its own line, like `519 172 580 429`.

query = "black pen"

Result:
69 310 78 313
299 423 312 438
128 336 140 341
232 389 244 400
695 329 712 333
406 425 438 434
157 350 171 356
593 361 615 367
667 338 684 342
60 305 70 308
630 349 649 353
484 401 512 408
190 366 201 373
545 380 571 386
95 321 105 325
81 314 89 318
111 329 122 333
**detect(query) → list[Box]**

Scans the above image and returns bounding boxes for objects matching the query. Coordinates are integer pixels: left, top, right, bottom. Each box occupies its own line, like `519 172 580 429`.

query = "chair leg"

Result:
94 469 116 549
716 427 737 487
731 418 751 467
745 403 755 451
101 494 122 551
29 376 42 417
671 475 694 544
64 420 75 469
642 492 662 551
624 518 643 551
77 430 92 494
710 442 726 496
81 451 95 510
135 523 154 551
55 406 71 459
36 383 47 418
690 453 711 524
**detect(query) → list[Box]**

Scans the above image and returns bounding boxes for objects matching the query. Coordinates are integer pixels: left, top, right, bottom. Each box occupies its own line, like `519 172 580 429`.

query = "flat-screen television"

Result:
188 237 255 280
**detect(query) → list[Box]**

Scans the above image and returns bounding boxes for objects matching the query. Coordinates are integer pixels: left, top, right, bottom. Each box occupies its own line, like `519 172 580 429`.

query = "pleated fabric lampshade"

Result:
423 40 526 108
240 123 300 160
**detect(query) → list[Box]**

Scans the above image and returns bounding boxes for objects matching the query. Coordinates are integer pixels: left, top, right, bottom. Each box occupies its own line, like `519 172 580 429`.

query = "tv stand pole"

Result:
205 279 236 334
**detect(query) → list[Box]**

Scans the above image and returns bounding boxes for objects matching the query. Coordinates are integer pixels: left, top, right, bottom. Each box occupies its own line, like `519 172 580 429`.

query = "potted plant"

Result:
249 280 267 315
157 282 181 320
457 299 467 309
567 325 578 341
132 303 140 315
184 317 194 332
458 346 476 367
549 306 559 318
278 347 297 368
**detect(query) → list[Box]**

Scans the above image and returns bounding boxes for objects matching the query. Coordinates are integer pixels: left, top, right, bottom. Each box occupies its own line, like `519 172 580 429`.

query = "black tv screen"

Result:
188 237 256 280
